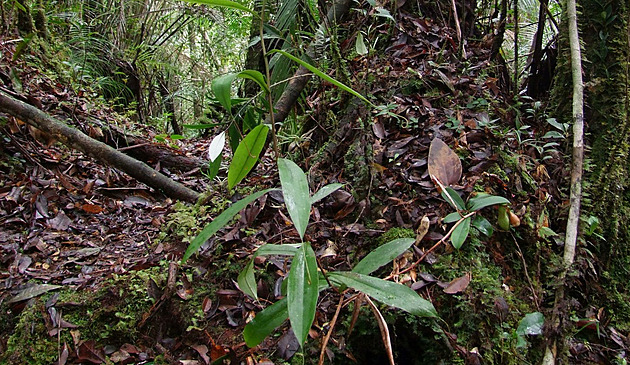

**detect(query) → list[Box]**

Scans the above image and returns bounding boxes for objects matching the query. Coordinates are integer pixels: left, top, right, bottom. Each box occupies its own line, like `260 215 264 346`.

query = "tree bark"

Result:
0 91 201 202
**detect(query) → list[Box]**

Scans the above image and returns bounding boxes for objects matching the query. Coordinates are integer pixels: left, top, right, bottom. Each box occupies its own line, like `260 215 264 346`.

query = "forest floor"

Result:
1 6 629 365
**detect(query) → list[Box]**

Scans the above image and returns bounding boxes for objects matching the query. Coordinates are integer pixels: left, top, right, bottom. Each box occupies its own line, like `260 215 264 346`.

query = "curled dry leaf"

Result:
428 138 462 187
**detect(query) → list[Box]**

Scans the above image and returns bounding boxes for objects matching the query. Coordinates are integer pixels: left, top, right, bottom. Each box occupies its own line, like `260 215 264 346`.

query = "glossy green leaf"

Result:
329 272 437 317
243 298 288 347
310 183 344 204
355 33 368 55
353 238 415 275
228 124 269 189
287 242 319 347
269 49 373 106
206 153 222 180
182 189 277 262
467 193 510 212
441 187 466 210
472 215 494 237
238 70 269 93
237 260 257 299
517 312 545 336
211 73 237 111
443 212 462 224
278 158 311 240
451 217 471 249
255 243 301 257
183 0 257 15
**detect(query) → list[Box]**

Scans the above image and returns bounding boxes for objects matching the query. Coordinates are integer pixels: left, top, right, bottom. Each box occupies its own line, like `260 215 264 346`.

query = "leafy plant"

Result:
183 158 437 349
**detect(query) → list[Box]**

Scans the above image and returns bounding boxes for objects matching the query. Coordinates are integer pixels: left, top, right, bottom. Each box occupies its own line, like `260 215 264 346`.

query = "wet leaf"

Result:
451 217 471 249
211 73 238 111
467 193 510 211
182 189 278 262
310 183 344 205
517 312 545 336
329 272 437 317
287 243 319 347
237 260 257 299
472 215 494 236
207 131 226 162
428 138 462 186
228 124 269 189
278 159 311 240
353 238 415 275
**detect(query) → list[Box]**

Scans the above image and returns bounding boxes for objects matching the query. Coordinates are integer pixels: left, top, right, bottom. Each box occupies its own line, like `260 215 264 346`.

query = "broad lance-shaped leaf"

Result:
182 188 278 262
211 73 237 112
441 187 466 210
310 183 344 205
237 70 269 93
278 158 311 240
255 243 301 257
243 298 288 347
269 49 373 106
228 124 269 189
237 260 257 299
467 193 510 212
329 272 437 318
353 238 415 275
287 242 319 347
451 216 471 249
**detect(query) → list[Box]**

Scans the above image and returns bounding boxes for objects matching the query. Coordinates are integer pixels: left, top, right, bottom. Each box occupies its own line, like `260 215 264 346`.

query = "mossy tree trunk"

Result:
552 0 630 326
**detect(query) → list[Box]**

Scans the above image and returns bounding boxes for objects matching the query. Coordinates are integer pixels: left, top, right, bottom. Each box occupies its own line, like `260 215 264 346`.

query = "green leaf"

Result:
182 189 277 262
355 33 368 55
374 7 395 21
517 312 545 336
255 243 301 257
183 0 258 16
243 298 288 347
467 193 510 212
278 159 311 240
472 215 494 237
443 212 462 224
228 124 269 189
238 260 257 299
269 49 373 106
451 217 471 249
311 183 344 205
441 187 466 210
238 70 269 94
287 242 319 347
329 272 437 317
212 73 237 111
353 238 415 275
206 153 222 180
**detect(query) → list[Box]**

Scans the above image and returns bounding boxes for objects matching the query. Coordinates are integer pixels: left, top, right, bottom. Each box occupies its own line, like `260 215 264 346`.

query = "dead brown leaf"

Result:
428 138 462 186
443 272 471 294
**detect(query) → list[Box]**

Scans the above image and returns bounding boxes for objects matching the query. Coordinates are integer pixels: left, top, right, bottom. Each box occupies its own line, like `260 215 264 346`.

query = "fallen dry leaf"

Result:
443 272 471 294
428 138 462 187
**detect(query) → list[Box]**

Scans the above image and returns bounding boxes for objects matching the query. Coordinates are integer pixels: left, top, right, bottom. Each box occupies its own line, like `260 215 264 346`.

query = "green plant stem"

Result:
259 0 280 161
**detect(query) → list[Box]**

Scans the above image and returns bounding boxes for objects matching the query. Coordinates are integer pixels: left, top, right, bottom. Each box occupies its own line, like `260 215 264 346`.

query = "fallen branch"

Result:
0 91 201 202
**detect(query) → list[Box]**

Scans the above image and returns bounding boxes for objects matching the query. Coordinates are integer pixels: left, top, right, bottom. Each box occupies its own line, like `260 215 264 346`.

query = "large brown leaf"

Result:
428 138 462 186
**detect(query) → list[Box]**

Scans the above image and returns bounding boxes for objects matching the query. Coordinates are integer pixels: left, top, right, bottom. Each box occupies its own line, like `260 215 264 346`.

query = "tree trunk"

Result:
551 0 630 332
0 92 201 202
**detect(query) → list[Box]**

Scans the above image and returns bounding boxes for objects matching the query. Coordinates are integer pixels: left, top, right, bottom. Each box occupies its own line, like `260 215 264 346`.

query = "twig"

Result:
386 211 476 280
511 233 540 311
365 296 395 365
318 294 345 365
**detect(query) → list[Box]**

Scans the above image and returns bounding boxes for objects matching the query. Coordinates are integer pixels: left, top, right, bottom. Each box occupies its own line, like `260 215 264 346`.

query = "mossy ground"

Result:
1 262 217 364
